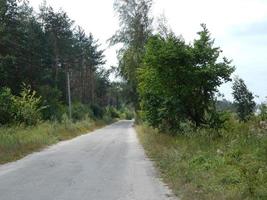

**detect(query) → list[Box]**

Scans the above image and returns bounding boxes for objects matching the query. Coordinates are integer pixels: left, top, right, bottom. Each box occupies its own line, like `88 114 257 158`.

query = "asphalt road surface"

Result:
0 120 177 200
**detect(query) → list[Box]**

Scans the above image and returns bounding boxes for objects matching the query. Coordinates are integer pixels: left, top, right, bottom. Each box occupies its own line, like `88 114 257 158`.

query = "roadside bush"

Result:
206 111 230 131
119 107 135 120
135 111 143 124
102 113 113 123
125 110 134 120
259 103 267 121
0 85 43 126
91 104 104 119
39 85 65 121
13 84 43 126
105 106 120 119
72 102 92 121
0 87 15 125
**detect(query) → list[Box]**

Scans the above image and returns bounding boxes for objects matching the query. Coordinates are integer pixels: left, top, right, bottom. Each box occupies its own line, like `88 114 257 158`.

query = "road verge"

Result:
0 119 115 164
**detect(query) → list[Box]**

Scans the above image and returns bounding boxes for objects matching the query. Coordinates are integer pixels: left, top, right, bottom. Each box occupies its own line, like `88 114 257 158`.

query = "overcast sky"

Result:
29 0 267 103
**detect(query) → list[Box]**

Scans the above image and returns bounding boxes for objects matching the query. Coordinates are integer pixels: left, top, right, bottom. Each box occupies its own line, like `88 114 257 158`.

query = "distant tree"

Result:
156 14 173 39
39 5 106 105
39 5 75 90
259 103 267 120
216 99 236 112
232 77 256 121
72 28 105 105
109 0 153 109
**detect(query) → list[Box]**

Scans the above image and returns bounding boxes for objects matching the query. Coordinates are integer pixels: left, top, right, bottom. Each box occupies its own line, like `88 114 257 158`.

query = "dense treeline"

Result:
111 0 266 133
0 0 131 125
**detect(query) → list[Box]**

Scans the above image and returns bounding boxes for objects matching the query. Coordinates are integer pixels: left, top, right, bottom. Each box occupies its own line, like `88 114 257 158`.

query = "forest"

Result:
1 0 267 199
0 0 134 124
0 0 133 163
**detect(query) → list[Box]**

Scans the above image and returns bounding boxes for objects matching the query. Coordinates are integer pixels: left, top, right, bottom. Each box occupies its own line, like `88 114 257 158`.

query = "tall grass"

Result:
0 119 112 164
136 119 267 200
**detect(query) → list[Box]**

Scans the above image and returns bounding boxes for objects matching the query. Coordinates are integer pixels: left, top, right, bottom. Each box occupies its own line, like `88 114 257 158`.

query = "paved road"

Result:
0 120 176 200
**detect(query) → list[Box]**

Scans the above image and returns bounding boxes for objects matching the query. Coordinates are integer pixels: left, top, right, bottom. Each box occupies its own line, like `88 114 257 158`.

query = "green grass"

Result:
0 118 114 164
136 121 267 200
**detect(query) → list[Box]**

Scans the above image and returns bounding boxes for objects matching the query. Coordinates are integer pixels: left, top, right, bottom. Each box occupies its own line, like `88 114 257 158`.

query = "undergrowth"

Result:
136 120 267 200
0 118 113 164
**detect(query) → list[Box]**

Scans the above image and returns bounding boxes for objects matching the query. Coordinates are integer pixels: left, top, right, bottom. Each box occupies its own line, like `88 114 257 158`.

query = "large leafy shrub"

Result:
105 106 120 119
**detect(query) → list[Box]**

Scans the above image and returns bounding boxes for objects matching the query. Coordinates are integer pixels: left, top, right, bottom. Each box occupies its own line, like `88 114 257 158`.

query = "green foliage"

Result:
136 120 267 199
1 0 122 122
206 110 230 130
0 87 16 124
0 85 43 126
102 108 118 123
90 104 104 119
0 118 112 164
138 25 234 132
110 0 153 109
120 107 135 120
232 77 256 121
13 84 43 126
39 85 64 121
125 111 134 120
216 99 236 112
71 102 92 121
138 35 189 132
259 103 267 121
105 106 120 119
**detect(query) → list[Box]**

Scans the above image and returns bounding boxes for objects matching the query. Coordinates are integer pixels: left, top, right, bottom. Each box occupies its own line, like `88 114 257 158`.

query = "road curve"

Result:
0 120 177 200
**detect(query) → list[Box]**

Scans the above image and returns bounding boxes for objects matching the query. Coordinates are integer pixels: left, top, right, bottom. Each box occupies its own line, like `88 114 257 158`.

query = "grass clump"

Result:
136 120 267 200
0 118 112 164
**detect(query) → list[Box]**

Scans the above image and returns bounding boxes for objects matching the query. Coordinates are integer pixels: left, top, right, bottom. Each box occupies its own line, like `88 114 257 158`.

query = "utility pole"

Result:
67 71 72 120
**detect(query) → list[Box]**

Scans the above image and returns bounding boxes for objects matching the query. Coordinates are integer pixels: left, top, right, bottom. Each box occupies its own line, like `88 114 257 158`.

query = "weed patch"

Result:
136 123 267 200
0 119 113 164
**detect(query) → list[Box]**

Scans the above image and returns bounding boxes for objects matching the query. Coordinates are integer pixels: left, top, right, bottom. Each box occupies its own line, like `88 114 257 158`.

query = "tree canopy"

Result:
0 0 126 123
138 25 235 131
109 0 153 109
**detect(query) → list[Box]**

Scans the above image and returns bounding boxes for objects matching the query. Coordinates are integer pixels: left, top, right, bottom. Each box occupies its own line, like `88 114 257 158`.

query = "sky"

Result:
29 0 267 103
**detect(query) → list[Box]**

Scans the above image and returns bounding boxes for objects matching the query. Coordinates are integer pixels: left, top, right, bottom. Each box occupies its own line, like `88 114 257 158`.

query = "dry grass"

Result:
136 122 267 200
0 119 113 164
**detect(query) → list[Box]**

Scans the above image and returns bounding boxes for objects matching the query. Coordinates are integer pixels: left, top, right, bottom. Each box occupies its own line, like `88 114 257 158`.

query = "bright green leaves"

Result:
0 84 42 126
